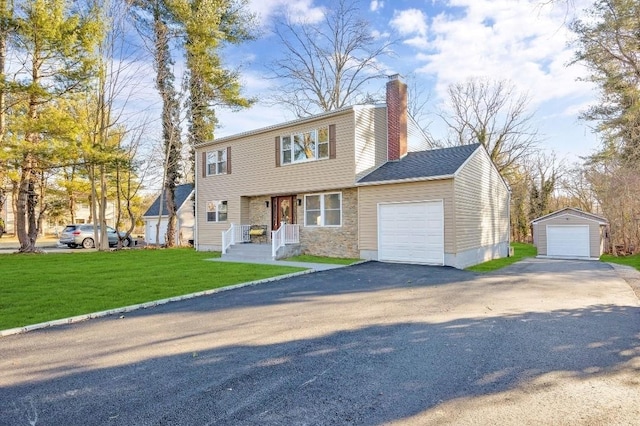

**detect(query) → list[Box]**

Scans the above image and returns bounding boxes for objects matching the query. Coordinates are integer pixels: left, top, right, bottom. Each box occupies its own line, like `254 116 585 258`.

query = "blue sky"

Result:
211 0 599 163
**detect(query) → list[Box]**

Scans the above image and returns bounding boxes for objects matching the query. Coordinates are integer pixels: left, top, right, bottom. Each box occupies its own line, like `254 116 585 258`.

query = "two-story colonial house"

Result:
194 75 510 268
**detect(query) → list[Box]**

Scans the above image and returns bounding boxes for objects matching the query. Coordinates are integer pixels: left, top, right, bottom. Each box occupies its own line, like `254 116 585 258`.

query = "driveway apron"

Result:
0 259 638 425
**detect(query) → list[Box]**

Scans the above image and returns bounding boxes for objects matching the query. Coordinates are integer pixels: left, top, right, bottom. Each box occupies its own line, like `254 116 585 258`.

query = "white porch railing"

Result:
271 223 300 258
221 224 250 254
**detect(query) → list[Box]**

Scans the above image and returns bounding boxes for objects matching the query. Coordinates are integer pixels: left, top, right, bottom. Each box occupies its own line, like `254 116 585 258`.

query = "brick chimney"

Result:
386 74 408 161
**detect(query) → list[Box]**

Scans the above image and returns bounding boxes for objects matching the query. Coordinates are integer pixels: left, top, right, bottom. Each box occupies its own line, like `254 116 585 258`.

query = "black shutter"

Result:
329 124 336 159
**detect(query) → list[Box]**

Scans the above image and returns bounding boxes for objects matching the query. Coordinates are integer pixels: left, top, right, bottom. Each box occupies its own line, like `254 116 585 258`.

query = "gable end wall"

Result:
452 149 510 267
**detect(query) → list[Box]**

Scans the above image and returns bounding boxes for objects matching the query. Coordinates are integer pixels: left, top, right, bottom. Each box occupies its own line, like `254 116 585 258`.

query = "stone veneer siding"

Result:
248 196 273 237
299 187 359 258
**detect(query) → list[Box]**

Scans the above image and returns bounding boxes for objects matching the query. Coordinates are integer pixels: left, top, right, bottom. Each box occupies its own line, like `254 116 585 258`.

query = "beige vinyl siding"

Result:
454 148 510 253
535 208 606 223
358 179 455 253
240 196 250 224
533 215 603 257
354 106 388 180
196 110 356 247
373 107 388 167
407 114 431 152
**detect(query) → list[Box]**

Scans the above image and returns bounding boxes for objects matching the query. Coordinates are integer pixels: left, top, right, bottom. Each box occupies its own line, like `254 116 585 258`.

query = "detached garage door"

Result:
547 225 590 257
145 218 168 245
378 201 444 264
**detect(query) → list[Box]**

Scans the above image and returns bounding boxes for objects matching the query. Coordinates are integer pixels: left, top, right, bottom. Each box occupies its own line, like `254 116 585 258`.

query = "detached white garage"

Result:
378 201 444 265
532 208 609 259
143 184 195 246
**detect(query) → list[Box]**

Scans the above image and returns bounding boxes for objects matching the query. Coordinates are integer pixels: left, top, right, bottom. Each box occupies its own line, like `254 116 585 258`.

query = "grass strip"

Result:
466 242 537 273
0 249 304 330
600 253 640 271
283 254 362 265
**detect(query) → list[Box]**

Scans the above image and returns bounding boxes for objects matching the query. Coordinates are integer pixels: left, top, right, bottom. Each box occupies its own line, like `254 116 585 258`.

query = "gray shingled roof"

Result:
358 143 481 184
143 183 194 217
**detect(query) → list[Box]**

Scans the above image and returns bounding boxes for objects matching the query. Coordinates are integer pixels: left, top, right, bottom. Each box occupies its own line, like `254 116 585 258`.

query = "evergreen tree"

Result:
9 0 101 252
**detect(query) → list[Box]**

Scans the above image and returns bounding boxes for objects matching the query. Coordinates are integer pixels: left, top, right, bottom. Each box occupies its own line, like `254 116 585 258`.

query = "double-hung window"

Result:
206 200 227 222
304 192 342 227
281 127 329 165
207 149 227 175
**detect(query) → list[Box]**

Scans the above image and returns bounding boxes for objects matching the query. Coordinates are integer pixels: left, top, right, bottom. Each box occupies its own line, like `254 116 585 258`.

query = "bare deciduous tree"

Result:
584 147 640 254
267 0 393 117
528 151 562 219
440 78 539 175
559 165 599 213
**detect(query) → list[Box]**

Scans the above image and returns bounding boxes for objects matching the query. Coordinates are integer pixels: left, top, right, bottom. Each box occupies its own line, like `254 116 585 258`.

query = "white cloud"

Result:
390 8 428 36
370 0 384 12
371 29 391 40
408 0 595 110
404 36 430 50
247 0 324 26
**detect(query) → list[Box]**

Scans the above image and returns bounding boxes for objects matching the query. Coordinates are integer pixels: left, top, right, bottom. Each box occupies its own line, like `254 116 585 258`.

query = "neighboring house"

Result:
1 192 117 236
143 183 195 246
194 75 510 268
531 208 609 259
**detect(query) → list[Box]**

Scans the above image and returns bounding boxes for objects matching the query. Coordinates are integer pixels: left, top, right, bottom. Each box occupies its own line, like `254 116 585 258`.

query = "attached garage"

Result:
532 208 609 259
378 201 444 265
357 144 511 269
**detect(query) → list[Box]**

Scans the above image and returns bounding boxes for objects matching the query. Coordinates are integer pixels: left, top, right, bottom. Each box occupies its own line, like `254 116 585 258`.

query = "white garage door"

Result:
547 225 590 257
378 201 444 265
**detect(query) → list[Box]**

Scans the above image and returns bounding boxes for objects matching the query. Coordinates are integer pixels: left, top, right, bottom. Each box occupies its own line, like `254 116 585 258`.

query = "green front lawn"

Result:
466 242 537 273
284 254 362 265
600 253 640 271
0 249 304 331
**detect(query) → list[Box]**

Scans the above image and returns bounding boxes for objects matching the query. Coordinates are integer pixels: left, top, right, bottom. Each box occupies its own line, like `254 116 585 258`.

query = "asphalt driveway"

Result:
1 259 639 425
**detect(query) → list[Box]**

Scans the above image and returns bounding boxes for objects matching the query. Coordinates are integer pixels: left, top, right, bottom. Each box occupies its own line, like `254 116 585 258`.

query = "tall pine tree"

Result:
9 0 101 252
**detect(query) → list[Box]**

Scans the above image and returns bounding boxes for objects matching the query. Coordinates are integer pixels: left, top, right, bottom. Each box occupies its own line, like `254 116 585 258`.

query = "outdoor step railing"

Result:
221 224 250 254
271 223 300 258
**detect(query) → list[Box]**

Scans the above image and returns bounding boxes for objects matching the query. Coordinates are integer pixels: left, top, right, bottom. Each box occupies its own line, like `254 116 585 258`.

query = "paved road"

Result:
1 259 639 425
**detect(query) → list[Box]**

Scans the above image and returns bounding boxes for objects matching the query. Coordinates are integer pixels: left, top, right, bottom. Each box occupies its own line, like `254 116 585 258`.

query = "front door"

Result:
272 195 296 231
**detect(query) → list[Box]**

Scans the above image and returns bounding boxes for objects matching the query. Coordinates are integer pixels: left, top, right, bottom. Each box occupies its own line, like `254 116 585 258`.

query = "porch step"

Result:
222 243 272 261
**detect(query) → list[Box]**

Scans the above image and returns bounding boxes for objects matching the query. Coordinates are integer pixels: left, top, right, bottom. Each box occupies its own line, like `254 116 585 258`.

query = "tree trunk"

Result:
0 0 10 239
17 91 42 252
153 8 181 248
99 164 108 250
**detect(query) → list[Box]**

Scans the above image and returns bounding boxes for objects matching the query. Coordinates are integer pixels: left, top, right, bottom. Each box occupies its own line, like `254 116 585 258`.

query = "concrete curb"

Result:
0 269 316 338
